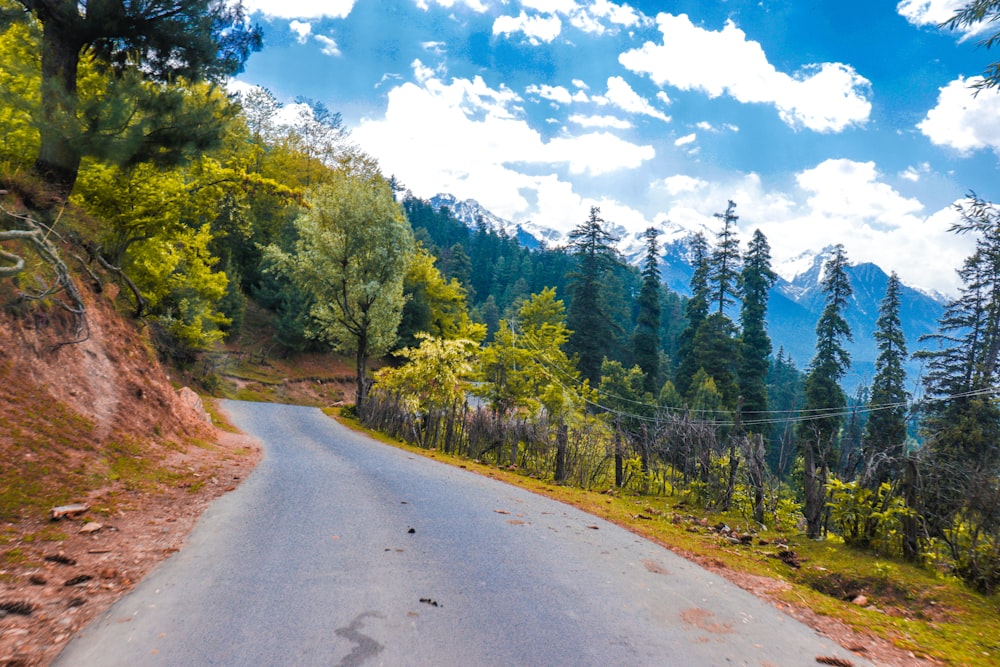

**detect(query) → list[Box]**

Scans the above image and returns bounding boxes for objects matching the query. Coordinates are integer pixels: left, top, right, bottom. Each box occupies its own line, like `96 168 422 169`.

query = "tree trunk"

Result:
747 433 767 525
902 456 920 561
614 428 624 487
35 20 84 198
804 442 823 539
554 422 568 483
355 345 368 408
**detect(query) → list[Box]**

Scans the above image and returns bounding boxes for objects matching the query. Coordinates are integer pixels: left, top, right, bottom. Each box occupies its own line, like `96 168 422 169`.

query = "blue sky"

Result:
232 0 1000 296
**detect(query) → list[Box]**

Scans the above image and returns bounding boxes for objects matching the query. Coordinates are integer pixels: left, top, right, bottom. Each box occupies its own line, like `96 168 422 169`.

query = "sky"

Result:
231 0 1000 297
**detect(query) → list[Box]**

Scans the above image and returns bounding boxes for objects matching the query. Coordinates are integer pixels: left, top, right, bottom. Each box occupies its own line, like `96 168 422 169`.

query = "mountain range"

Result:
429 193 946 391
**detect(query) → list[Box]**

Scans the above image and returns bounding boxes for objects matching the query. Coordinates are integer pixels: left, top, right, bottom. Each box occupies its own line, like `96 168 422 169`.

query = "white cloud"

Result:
416 0 488 11
244 0 354 19
572 79 589 90
918 76 1000 154
289 20 312 43
568 113 632 129
619 13 871 132
587 0 645 27
493 11 563 43
896 0 988 39
659 174 707 195
314 34 341 57
674 133 696 146
526 83 589 105
599 76 671 122
522 0 578 12
421 41 447 55
353 65 655 222
900 162 931 182
656 91 671 106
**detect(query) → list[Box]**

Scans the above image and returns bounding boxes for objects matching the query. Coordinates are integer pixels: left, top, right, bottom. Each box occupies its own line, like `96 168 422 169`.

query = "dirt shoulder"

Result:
0 422 261 667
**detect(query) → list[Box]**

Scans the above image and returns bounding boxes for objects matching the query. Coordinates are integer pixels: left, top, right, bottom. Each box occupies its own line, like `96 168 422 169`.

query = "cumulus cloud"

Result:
314 35 341 57
289 20 312 43
619 13 871 132
522 0 578 12
918 76 1000 154
416 0 488 11
597 76 670 122
659 174 707 195
526 83 588 104
493 11 563 43
674 133 696 146
568 114 632 128
900 162 931 182
243 0 354 19
353 62 655 222
896 0 989 39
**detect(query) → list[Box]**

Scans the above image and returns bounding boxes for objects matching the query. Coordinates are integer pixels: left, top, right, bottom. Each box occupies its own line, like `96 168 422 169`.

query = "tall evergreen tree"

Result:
739 229 777 419
710 200 742 315
799 244 853 538
863 272 909 486
633 227 662 394
915 194 1000 574
13 0 262 195
674 232 710 397
566 206 620 385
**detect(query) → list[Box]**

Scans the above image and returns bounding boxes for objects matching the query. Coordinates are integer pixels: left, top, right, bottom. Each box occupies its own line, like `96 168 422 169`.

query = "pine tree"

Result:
674 232 710 397
863 272 909 485
799 244 853 538
566 206 620 385
633 227 662 394
16 0 262 195
739 229 777 420
710 200 742 315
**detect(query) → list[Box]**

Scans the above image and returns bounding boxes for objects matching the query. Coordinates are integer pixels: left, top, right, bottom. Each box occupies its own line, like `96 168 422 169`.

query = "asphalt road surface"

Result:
55 400 871 666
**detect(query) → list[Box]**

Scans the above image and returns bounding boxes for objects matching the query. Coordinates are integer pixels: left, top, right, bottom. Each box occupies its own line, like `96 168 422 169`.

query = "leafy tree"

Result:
11 0 261 195
943 1 1000 91
374 334 477 417
739 229 777 421
399 244 484 347
863 272 909 486
686 312 741 408
263 161 414 407
477 288 579 419
633 227 661 394
566 206 621 385
710 200 741 315
599 358 651 486
799 244 853 538
767 348 805 476
917 195 1000 548
673 232 710 397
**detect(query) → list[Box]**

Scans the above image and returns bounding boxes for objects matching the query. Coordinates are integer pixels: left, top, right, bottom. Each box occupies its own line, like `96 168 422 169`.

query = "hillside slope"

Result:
0 270 260 666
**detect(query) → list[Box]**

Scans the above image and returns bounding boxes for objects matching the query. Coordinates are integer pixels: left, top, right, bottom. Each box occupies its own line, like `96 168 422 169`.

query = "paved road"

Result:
55 400 871 666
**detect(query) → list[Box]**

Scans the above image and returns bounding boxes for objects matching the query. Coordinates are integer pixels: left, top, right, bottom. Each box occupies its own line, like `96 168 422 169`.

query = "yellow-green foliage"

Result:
827 477 915 558
0 10 39 168
374 334 477 413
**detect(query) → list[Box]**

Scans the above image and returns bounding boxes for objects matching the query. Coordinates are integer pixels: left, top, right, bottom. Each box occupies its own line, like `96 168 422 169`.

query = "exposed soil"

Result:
0 282 261 667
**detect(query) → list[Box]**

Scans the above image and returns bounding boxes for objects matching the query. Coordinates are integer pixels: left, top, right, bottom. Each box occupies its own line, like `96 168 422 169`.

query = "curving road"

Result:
55 400 871 666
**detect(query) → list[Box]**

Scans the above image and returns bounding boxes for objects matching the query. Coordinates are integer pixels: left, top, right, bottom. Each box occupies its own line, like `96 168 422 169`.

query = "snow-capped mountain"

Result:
428 193 563 249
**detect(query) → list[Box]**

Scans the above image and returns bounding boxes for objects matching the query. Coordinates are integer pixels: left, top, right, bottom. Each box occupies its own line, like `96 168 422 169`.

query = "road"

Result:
55 400 871 666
